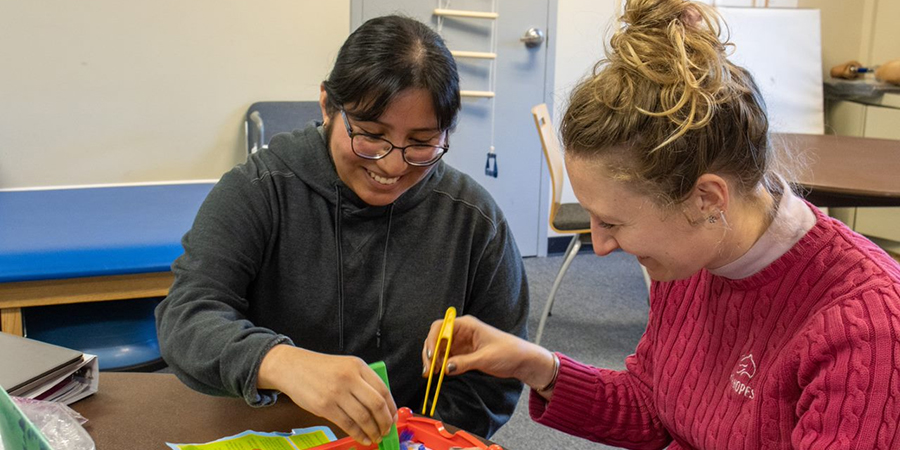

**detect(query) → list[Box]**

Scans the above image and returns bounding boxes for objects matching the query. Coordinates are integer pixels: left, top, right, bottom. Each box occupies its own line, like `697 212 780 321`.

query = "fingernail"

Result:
422 365 427 376
427 348 433 359
447 362 456 374
362 438 371 445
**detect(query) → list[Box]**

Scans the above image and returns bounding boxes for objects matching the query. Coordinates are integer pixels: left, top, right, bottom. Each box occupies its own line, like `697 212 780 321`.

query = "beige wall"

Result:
799 0 899 77
866 0 900 65
0 1 349 189
3 1 894 191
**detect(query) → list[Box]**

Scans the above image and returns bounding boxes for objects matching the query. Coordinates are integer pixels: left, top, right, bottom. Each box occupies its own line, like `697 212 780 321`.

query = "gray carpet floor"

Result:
490 250 650 450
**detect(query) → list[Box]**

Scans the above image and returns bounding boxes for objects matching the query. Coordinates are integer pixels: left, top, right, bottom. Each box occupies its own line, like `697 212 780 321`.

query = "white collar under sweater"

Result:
709 189 817 280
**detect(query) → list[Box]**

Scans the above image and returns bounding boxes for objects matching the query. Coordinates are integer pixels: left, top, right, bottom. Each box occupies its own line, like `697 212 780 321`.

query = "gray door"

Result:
351 0 556 257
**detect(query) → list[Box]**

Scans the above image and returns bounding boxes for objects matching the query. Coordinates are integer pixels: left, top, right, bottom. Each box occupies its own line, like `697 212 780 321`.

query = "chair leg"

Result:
547 235 583 318
535 234 582 346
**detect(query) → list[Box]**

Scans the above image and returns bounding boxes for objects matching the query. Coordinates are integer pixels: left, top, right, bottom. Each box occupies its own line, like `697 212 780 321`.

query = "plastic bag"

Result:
0 397 95 450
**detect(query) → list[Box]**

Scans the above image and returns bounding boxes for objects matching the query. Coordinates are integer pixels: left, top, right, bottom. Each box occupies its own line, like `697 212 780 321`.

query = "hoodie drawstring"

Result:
334 185 394 351
334 185 345 352
377 204 394 349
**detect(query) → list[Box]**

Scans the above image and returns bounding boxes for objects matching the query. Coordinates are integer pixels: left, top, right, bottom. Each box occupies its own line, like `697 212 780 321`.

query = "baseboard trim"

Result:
547 236 594 256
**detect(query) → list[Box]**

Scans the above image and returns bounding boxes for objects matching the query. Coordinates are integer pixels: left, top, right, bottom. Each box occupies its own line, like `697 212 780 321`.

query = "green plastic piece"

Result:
368 361 400 450
1 386 53 450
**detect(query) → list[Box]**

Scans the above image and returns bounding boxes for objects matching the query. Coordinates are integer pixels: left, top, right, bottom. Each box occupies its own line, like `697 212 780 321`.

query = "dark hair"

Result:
561 0 794 208
322 15 460 131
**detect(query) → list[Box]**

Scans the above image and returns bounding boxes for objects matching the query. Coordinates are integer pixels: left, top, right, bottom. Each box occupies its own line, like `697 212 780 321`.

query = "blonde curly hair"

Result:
561 0 792 207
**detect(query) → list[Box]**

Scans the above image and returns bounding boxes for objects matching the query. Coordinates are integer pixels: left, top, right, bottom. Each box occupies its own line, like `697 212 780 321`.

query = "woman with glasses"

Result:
156 15 528 446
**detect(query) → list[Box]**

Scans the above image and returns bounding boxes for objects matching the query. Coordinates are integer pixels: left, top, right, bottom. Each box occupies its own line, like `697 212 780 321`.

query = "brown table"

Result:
70 373 499 449
70 373 328 448
779 133 900 207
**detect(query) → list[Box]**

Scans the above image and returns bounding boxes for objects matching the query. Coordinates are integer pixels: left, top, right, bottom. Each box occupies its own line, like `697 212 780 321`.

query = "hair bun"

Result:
621 0 689 30
562 0 778 207
609 0 737 148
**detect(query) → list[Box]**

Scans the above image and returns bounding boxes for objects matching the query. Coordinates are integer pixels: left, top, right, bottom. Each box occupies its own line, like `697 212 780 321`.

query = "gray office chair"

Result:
245 101 322 154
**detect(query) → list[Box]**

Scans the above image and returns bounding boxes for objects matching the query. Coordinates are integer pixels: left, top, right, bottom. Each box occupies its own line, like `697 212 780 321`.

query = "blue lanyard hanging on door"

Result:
484 146 498 178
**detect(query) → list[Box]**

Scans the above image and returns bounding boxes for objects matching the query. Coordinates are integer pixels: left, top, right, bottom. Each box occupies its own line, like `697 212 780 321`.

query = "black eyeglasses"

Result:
340 109 449 167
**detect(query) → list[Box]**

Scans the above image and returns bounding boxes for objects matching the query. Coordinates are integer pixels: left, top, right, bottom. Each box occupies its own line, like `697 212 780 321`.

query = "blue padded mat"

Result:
0 183 214 283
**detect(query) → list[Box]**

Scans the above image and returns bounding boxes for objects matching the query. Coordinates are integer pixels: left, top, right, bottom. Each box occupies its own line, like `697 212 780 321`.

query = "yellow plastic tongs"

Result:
422 306 457 417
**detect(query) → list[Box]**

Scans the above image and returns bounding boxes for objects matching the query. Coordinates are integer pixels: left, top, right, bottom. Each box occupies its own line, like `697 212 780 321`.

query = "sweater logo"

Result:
735 354 756 379
729 353 756 399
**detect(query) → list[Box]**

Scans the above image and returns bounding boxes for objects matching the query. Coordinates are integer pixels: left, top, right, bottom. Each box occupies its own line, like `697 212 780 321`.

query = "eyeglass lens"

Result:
351 135 445 165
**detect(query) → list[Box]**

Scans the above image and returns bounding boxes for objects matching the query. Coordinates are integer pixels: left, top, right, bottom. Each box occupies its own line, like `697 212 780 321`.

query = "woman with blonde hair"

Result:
424 0 900 448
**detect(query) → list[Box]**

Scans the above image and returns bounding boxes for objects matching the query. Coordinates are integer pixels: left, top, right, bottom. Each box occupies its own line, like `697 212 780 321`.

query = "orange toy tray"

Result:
310 407 503 450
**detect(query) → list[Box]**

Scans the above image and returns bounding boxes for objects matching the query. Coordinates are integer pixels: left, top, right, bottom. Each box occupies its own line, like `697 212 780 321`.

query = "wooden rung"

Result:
461 90 495 98
433 9 499 19
451 51 497 60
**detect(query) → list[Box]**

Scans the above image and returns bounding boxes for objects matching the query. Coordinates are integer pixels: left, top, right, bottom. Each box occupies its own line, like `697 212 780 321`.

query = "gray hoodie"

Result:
155 124 528 438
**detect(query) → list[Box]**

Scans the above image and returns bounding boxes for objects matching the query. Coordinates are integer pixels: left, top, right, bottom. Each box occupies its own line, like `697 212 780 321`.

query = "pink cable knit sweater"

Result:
530 206 900 449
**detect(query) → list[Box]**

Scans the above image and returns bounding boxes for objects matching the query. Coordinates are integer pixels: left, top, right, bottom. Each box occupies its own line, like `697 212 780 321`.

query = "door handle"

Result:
520 28 545 48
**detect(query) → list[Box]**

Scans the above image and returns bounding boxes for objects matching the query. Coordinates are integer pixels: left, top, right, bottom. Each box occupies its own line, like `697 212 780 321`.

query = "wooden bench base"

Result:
0 272 173 336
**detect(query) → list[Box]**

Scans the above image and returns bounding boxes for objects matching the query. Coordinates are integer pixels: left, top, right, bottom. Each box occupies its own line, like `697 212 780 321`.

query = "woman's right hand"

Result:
257 345 397 446
421 315 557 395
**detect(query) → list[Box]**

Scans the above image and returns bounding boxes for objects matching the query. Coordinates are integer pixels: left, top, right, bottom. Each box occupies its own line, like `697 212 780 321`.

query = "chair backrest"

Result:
245 101 322 154
531 103 566 220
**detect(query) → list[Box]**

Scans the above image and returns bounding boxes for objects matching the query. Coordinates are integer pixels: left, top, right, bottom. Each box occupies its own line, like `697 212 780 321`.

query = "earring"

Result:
707 209 727 224
707 210 727 225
